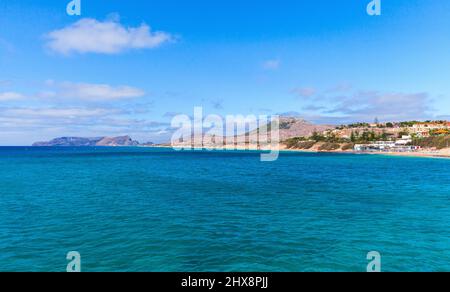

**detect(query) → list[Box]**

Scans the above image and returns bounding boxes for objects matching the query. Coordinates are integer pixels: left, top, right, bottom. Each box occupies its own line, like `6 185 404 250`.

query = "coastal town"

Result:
283 119 450 156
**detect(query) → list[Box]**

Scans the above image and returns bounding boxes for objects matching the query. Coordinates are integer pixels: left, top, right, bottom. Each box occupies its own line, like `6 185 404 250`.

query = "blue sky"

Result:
1 0 450 145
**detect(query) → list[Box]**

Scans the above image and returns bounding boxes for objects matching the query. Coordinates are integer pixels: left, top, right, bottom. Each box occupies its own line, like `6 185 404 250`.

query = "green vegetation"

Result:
284 137 317 149
412 136 450 149
341 143 355 151
318 143 341 151
284 118 450 151
398 120 447 127
399 121 419 127
312 131 350 143
397 130 410 138
310 131 326 142
296 141 316 149
350 130 390 143
347 122 371 128
286 128 396 150
337 120 449 131
284 137 307 148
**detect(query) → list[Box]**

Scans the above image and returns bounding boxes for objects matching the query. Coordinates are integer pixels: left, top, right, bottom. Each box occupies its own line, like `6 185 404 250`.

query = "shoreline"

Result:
150 144 450 159
15 144 450 160
366 151 450 159
283 148 450 159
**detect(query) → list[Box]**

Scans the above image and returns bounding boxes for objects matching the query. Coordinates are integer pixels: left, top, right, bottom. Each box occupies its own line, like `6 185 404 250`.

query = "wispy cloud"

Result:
0 92 24 101
46 17 173 55
291 87 316 98
163 112 182 118
302 105 326 111
296 88 434 124
0 107 119 119
42 81 146 101
262 59 281 70
326 91 432 121
326 83 353 93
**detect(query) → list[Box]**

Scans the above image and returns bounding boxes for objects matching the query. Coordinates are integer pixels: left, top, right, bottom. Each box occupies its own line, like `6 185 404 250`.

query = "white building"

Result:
354 136 420 152
395 135 412 146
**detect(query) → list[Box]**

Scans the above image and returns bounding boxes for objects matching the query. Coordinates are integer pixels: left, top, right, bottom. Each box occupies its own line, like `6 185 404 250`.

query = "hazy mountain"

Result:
95 136 139 147
247 117 333 141
32 136 139 147
173 116 334 147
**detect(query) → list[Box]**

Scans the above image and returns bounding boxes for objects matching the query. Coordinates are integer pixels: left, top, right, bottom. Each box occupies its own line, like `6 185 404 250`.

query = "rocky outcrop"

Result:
32 136 139 147
268 117 333 141
140 142 155 146
238 117 333 142
96 136 139 147
172 116 333 148
32 137 103 147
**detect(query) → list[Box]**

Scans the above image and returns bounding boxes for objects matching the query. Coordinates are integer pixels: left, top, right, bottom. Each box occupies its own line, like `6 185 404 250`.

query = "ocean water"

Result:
0 147 449 272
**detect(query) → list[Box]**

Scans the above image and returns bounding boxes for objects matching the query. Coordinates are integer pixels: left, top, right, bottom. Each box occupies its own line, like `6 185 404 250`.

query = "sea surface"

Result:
0 147 449 272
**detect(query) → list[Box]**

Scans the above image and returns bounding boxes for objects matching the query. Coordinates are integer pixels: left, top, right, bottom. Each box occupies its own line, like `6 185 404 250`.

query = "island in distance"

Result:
32 136 143 147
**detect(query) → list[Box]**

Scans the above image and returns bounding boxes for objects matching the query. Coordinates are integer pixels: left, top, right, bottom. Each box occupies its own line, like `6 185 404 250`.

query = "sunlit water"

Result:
0 147 449 271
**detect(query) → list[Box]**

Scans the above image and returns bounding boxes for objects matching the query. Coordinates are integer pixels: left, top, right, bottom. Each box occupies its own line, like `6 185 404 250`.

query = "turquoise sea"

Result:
0 147 449 272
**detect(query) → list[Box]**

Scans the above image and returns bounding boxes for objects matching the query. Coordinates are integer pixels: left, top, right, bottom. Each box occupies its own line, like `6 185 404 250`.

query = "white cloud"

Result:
292 87 316 98
0 92 24 101
326 91 432 121
46 18 173 55
326 83 353 93
297 89 434 124
262 59 280 70
43 82 145 101
1 107 119 119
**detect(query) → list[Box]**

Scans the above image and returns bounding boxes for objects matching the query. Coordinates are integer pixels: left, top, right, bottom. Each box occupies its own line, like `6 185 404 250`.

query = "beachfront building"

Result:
354 136 420 152
354 143 420 152
355 141 393 152
395 135 413 145
411 122 449 137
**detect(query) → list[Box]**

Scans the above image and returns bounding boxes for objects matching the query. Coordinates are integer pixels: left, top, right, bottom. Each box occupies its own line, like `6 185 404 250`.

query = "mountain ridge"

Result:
32 136 139 147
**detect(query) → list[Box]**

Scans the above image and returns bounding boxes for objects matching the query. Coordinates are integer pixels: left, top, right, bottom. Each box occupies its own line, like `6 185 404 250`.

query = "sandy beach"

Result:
373 149 450 159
